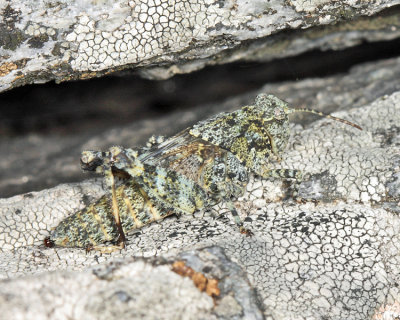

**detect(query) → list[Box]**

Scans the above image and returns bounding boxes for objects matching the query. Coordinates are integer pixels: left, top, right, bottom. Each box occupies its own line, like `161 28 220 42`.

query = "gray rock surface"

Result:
1 0 399 92
1 89 399 319
0 258 216 320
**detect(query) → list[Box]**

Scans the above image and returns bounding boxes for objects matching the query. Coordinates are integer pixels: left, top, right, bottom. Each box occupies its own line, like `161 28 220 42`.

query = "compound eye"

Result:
44 237 55 248
80 151 104 171
274 107 285 120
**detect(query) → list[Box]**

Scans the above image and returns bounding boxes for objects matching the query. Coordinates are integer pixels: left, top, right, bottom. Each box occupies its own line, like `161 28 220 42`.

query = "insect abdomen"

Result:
46 180 171 248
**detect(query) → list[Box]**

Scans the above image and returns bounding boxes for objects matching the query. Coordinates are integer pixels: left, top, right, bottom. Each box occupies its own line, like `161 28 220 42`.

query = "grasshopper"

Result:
45 94 361 250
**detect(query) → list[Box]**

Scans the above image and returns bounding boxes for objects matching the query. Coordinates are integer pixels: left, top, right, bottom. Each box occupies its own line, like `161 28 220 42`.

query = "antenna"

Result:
288 107 362 130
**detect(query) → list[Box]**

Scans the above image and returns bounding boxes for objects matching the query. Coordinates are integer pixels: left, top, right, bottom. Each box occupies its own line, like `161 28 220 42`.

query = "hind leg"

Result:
103 168 126 248
80 149 127 248
223 200 253 236
261 168 303 200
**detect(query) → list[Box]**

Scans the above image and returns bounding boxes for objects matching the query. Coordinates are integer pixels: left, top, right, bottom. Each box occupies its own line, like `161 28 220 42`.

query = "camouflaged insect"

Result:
45 94 361 250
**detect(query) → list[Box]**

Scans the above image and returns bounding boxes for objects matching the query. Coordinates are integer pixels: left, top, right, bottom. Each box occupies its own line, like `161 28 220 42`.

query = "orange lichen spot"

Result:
80 72 97 80
12 74 24 82
172 260 220 298
0 62 17 77
192 272 207 291
205 279 220 297
172 260 195 277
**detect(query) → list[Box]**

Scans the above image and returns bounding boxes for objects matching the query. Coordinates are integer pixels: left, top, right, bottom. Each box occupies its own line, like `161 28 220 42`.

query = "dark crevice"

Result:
0 37 400 137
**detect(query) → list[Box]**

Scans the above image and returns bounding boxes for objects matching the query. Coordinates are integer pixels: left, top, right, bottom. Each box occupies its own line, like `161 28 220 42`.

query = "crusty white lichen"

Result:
0 92 399 319
1 0 399 91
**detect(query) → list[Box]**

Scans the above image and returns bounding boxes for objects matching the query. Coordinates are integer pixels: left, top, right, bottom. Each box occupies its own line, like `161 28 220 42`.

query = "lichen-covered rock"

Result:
0 258 216 320
0 90 399 319
1 0 400 92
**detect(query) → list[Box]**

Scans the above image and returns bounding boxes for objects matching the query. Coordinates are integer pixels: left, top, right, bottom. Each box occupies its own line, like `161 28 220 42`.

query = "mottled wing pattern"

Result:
45 95 287 248
140 130 249 201
137 162 212 215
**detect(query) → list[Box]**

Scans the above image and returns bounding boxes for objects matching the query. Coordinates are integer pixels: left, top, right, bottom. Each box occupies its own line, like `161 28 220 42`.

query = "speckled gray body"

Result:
47 94 361 248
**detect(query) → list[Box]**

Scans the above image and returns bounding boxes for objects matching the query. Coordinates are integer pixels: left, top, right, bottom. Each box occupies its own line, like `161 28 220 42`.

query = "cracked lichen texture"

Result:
1 0 400 91
1 92 400 319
